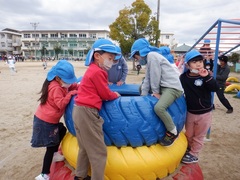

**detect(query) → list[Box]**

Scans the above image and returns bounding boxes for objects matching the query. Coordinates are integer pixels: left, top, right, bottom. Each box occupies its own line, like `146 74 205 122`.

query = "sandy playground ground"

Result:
0 60 239 180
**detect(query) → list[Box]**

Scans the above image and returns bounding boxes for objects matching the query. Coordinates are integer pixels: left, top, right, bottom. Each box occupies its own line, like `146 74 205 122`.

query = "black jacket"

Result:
180 71 219 114
216 64 230 86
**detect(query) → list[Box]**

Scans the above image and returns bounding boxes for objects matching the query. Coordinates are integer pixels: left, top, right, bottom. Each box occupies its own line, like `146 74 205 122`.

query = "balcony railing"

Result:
12 42 22 47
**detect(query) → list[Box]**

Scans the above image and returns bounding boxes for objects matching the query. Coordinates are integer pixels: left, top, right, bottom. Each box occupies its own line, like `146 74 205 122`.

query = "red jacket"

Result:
75 63 118 110
35 80 77 124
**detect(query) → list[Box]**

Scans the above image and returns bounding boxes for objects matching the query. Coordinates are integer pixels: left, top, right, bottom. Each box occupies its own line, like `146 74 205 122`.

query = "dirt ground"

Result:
0 60 239 180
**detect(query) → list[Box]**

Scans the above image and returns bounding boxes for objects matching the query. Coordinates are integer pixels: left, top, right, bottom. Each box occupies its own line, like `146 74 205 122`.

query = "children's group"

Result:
31 38 234 180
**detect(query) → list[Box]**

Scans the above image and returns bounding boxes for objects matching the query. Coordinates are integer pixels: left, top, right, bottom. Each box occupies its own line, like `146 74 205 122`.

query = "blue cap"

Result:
114 45 122 60
159 46 174 64
47 60 77 84
85 39 120 66
130 38 150 58
185 50 203 63
204 39 211 44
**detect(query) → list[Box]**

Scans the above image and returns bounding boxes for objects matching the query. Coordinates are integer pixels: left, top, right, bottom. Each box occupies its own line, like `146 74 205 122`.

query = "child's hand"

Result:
152 93 161 99
198 68 209 77
69 90 78 96
116 81 124 86
114 92 121 97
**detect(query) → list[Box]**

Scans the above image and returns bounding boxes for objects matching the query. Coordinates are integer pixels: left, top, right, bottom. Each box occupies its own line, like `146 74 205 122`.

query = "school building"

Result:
0 28 177 60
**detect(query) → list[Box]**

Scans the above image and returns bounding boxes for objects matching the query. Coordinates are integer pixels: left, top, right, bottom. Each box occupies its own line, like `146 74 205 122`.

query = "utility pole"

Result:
155 0 160 47
30 22 39 60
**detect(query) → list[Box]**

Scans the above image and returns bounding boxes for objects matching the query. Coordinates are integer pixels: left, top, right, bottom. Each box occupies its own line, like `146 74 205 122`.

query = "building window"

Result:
79 51 84 57
69 34 77 37
69 43 77 47
24 42 30 47
79 34 87 38
50 33 58 38
166 35 170 39
42 34 48 38
89 33 96 38
7 34 12 39
32 34 39 38
1 42 5 47
24 34 31 38
61 34 67 38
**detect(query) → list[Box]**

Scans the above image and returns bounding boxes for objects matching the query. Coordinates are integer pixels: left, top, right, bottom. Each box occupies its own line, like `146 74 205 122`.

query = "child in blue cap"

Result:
73 39 121 180
107 45 128 86
130 38 183 146
180 50 218 164
31 60 78 180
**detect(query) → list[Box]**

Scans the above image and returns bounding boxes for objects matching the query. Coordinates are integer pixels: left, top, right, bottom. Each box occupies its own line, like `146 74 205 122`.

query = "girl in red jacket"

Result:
31 60 78 180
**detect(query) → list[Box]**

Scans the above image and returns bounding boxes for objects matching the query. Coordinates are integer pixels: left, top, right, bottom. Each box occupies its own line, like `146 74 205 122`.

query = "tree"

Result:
229 52 240 64
54 45 62 60
109 0 159 54
109 0 159 69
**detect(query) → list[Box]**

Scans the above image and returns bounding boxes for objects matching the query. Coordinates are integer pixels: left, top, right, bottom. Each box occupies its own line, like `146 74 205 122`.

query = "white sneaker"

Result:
35 173 50 180
52 152 65 162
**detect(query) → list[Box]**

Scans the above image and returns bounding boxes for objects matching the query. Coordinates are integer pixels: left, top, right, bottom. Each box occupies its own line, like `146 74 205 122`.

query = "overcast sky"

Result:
0 0 239 46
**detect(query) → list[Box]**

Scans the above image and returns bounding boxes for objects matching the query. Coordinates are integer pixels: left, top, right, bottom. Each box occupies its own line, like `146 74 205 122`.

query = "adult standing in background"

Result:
216 55 233 113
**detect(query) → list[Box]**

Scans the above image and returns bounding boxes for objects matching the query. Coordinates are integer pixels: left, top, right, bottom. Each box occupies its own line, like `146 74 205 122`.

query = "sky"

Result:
0 0 239 46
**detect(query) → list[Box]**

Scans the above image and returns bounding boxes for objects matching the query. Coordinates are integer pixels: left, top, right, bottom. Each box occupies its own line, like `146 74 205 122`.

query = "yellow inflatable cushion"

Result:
226 76 239 82
224 84 240 92
61 132 187 180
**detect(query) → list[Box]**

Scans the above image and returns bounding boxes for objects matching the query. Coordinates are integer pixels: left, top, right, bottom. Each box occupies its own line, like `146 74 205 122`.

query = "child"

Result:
7 56 17 73
31 60 78 180
43 59 47 70
180 50 219 164
130 38 183 146
73 39 121 180
107 45 128 86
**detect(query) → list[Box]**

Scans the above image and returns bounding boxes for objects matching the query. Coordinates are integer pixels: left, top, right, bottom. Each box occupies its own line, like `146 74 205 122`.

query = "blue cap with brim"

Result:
129 38 161 59
114 45 122 60
85 39 120 66
130 38 150 59
47 60 77 84
185 49 203 63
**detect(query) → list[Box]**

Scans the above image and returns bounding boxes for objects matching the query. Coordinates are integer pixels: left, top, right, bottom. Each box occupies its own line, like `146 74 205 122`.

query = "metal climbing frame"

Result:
189 18 240 76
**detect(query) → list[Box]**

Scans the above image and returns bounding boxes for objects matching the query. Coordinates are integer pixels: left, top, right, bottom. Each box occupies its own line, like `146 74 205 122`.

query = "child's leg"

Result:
73 106 90 178
42 145 58 174
154 88 182 132
185 112 196 149
188 112 212 157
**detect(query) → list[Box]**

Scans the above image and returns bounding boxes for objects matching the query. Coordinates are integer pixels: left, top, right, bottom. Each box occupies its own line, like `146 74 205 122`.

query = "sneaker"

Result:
226 108 233 113
35 173 50 180
159 131 178 146
181 152 198 164
52 152 65 162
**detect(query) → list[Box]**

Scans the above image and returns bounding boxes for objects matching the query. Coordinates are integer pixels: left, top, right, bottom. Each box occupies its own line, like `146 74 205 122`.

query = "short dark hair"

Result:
133 51 140 58
218 55 228 63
